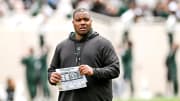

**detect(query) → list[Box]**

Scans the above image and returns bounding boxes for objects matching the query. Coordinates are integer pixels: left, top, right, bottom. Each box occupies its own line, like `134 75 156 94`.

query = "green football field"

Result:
113 97 180 101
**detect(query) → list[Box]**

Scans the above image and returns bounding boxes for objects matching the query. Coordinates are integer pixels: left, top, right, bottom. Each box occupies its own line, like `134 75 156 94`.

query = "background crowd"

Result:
0 0 180 101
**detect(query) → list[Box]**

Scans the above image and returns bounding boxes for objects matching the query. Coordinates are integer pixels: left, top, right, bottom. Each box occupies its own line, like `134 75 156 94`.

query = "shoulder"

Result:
55 39 70 51
95 35 113 48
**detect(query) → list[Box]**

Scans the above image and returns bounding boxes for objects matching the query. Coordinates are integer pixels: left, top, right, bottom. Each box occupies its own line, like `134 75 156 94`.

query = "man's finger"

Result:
52 72 61 79
50 77 60 83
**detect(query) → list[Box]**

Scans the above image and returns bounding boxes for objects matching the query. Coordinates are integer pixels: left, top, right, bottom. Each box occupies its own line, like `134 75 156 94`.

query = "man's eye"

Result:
84 18 89 21
75 18 81 21
75 18 89 22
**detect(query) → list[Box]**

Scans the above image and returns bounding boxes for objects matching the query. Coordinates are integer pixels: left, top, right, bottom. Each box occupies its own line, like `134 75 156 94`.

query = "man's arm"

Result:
48 45 61 85
92 40 120 80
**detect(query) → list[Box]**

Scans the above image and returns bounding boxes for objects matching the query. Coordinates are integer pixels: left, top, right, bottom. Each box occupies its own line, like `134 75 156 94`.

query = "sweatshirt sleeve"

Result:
92 39 120 80
48 45 61 85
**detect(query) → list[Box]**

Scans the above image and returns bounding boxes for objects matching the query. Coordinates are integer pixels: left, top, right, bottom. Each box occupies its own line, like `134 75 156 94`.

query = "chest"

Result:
60 40 101 66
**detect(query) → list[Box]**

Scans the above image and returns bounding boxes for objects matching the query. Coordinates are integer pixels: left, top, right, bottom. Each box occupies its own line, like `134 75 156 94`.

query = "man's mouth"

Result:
79 28 87 31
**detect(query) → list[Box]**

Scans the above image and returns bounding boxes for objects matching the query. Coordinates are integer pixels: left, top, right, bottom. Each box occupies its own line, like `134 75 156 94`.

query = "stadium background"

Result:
0 0 180 101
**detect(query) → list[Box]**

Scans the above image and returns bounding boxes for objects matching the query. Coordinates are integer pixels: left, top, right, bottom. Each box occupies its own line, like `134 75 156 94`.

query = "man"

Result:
48 8 120 101
38 45 51 98
6 78 15 101
21 48 39 100
165 44 179 96
166 0 178 48
121 41 134 97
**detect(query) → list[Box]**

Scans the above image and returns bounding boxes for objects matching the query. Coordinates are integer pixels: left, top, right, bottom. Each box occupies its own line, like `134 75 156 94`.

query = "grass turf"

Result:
113 97 180 101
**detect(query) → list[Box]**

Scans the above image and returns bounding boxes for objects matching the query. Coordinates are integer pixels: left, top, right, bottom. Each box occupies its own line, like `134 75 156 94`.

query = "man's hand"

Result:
50 72 61 84
79 65 94 76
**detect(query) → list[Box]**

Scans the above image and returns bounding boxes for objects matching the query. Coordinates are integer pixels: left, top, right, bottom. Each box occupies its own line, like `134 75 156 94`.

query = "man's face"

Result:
73 11 92 36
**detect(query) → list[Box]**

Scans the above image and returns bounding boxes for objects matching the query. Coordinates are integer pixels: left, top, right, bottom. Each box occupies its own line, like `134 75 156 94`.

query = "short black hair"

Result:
73 8 90 18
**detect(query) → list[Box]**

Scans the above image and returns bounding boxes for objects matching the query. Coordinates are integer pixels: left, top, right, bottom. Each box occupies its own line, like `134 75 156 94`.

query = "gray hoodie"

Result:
48 30 120 101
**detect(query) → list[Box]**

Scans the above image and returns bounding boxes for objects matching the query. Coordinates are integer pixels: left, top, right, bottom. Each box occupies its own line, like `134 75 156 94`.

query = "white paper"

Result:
56 66 87 91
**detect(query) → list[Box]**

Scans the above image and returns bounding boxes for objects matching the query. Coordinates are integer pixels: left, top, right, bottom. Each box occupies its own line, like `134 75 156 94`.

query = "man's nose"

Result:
80 20 86 24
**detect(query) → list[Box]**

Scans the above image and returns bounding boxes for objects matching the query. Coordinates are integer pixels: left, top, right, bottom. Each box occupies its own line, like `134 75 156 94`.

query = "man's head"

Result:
29 47 34 55
72 8 92 36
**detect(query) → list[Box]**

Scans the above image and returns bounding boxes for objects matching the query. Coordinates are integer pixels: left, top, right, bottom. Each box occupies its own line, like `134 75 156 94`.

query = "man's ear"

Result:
89 18 92 23
72 20 75 24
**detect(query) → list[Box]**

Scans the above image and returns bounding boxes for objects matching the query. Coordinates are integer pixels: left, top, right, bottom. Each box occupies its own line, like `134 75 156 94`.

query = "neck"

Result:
75 33 83 40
